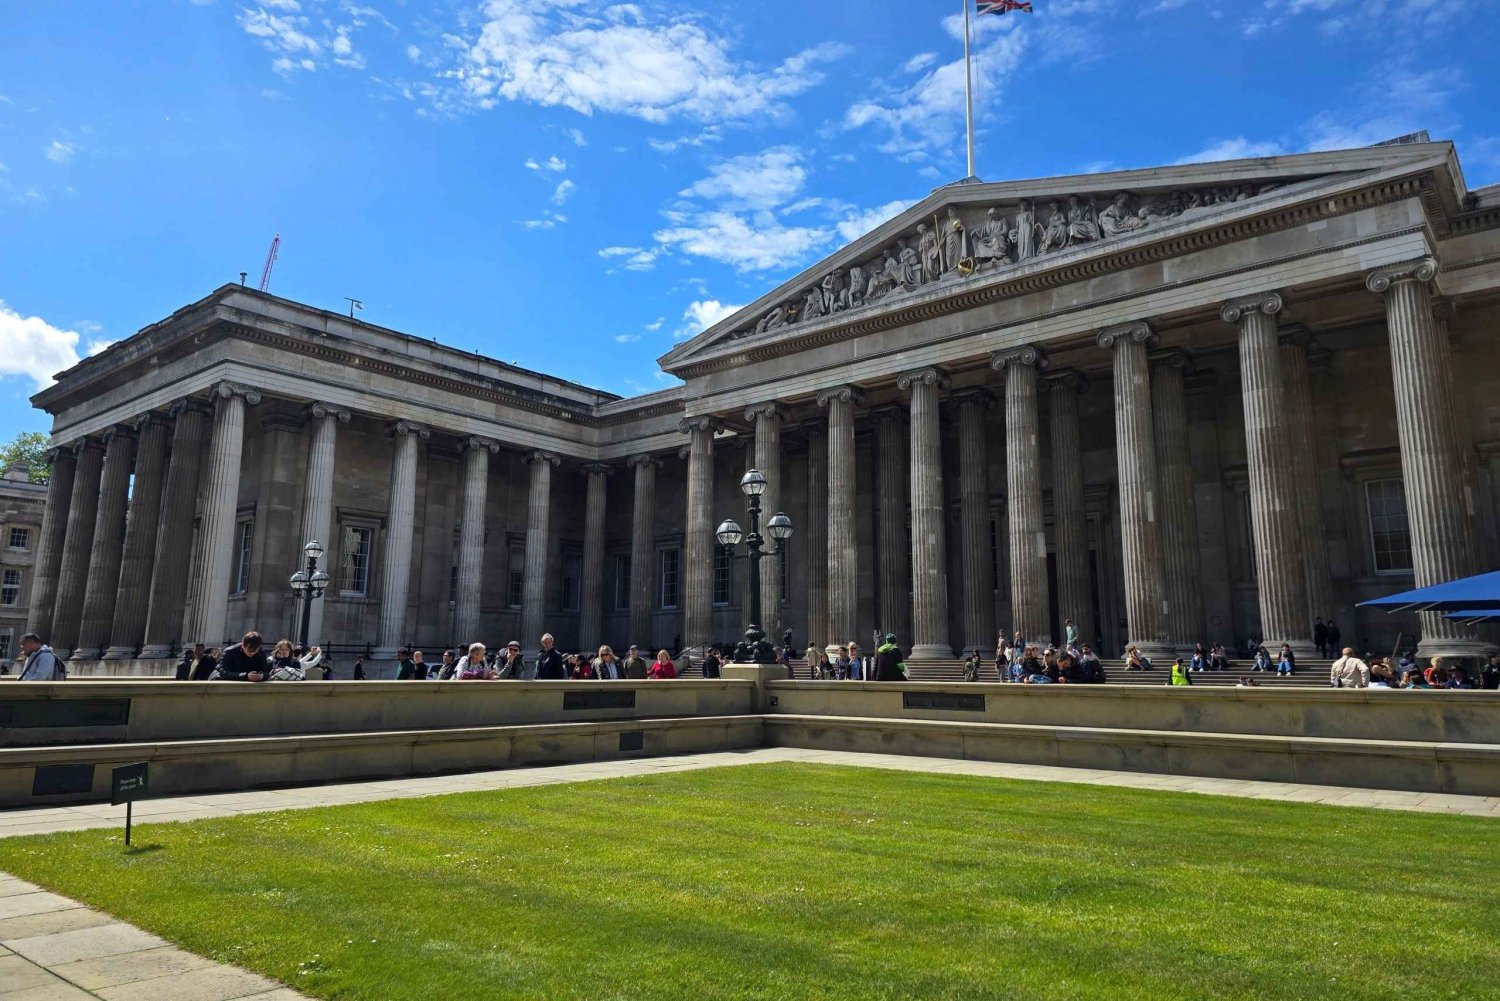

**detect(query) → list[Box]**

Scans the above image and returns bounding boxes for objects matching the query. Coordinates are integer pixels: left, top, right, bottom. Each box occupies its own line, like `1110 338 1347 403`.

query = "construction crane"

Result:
258 233 281 293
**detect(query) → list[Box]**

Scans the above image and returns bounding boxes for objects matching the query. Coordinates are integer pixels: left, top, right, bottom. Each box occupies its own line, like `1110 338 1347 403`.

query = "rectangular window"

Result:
0 569 19 606
713 545 733 606
1366 479 1413 574
659 547 681 610
233 522 253 594
613 554 631 611
0 629 11 661
778 545 790 605
7 528 29 550
508 546 525 609
338 525 373 596
561 551 581 612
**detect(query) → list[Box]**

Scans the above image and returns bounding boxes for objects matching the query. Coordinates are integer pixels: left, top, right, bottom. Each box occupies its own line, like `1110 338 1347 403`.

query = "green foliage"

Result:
0 764 1496 1000
0 431 51 484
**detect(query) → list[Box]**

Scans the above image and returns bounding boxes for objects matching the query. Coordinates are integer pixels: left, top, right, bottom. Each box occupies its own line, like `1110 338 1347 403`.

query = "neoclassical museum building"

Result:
22 138 1500 670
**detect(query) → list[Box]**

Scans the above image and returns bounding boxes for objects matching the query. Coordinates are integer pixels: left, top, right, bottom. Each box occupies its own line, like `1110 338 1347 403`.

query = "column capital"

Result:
1365 257 1438 295
868 403 908 424
815 384 866 408
169 397 214 419
626 453 663 470
308 402 353 423
744 401 789 424
988 345 1048 373
385 419 431 439
677 415 725 435
524 450 561 467
950 387 997 411
69 436 104 456
1277 324 1317 351
43 445 69 464
1041 369 1091 395
1095 320 1157 350
897 366 950 393
100 424 138 446
211 381 262 405
465 435 500 454
1148 348 1196 377
1220 292 1284 325
132 411 171 434
1430 296 1456 323
581 461 613 476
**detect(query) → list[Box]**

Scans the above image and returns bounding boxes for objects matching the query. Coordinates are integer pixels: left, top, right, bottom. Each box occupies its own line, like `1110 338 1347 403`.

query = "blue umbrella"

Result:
1358 569 1500 612
1443 609 1500 625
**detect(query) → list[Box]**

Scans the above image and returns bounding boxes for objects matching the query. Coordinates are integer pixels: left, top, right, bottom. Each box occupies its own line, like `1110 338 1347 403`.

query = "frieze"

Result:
725 182 1285 345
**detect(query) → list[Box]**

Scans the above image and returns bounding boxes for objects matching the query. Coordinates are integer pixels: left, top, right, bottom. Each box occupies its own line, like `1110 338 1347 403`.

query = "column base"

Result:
1268 639 1319 660
101 646 137 660
1415 636 1495 662
908 643 955 661
69 647 103 661
1129 641 1176 663
372 647 403 662
138 643 176 659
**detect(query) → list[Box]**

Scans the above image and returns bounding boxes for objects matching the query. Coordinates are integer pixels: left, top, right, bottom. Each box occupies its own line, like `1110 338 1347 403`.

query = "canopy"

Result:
1358 570 1500 612
1444 609 1500 624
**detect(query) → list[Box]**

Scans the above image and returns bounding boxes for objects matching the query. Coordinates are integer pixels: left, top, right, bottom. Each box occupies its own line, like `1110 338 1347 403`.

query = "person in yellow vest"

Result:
1170 658 1193 686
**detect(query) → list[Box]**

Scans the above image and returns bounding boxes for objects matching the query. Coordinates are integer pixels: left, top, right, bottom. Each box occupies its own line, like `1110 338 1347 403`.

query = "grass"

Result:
0 763 1496 1000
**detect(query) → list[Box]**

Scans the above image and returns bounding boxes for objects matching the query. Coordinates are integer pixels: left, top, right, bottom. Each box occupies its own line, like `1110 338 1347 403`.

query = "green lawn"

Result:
0 763 1496 1000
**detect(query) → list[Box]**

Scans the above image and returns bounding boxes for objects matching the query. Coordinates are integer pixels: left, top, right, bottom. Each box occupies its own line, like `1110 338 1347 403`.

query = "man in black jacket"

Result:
213 632 271 682
176 643 217 681
535 633 567 680
873 633 907 682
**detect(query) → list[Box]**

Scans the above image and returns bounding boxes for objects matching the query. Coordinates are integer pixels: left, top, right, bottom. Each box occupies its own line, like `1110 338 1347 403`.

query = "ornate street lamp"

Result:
288 539 330 651
715 469 793 664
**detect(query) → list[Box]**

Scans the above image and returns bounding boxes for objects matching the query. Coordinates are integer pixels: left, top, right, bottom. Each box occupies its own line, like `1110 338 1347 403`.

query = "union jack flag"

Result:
977 0 1033 14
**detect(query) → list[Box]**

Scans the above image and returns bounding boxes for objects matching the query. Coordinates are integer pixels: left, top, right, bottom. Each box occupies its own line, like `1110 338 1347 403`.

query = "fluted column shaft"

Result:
1279 333 1335 629
49 439 104 654
74 428 137 659
955 390 996 654
1046 373 1092 649
994 349 1050 646
747 403 787 634
1222 295 1312 655
141 402 210 656
1150 353 1204 652
579 464 609 647
818 387 862 645
104 416 170 658
628 455 658 647
453 437 496 644
901 367 951 659
1099 323 1171 657
681 418 719 653
521 451 559 656
299 404 348 647
873 408 911 642
1368 262 1487 655
186 385 257 646
804 426 829 649
26 448 77 639
375 421 427 658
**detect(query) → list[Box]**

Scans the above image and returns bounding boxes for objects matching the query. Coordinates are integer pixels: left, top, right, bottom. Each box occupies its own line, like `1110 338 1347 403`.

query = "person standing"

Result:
212 632 272 682
962 649 981 682
456 643 495 680
847 640 863 680
1313 618 1329 658
873 633 907 682
408 650 429 680
595 645 622 680
436 649 458 680
701 646 722 679
15 633 65 681
622 645 649 680
1064 619 1079 651
1481 656 1500 691
535 633 566 680
1326 620 1341 656
395 648 418 680
497 642 526 679
176 643 214 681
648 648 678 679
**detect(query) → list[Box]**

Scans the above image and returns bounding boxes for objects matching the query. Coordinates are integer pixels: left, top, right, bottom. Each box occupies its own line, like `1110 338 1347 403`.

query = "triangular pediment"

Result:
659 141 1461 372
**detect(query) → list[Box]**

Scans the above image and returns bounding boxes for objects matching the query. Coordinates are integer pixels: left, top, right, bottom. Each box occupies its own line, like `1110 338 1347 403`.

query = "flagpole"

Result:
962 0 975 179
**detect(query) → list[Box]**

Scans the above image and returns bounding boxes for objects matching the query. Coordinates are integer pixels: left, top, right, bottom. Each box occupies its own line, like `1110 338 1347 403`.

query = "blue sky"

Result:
1 0 1496 442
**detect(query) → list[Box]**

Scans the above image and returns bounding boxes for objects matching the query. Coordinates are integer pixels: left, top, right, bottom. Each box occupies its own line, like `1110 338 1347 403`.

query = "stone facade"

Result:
26 140 1500 666
0 467 47 668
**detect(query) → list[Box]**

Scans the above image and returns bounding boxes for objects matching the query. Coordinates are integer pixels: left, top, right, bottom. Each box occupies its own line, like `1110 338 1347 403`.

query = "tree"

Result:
0 431 52 484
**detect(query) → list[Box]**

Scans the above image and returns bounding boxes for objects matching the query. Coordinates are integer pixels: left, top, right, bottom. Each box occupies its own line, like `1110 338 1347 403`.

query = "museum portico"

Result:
23 138 1500 669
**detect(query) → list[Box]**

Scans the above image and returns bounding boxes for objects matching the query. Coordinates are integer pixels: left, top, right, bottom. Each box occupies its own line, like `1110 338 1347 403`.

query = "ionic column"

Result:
746 402 788 635
804 425 829 649
1150 350 1205 653
953 388 997 655
185 383 260 647
453 436 498 644
992 347 1050 647
578 463 611 647
300 402 350 647
899 366 952 660
104 414 171 658
1096 323 1171 658
25 446 77 639
374 420 428 659
680 417 721 655
521 450 560 657
49 438 104 655
1221 293 1313 656
1366 260 1489 657
74 427 137 659
817 386 863 645
626 455 660 646
141 399 212 658
1045 370 1092 649
871 406 911 642
1279 329 1336 629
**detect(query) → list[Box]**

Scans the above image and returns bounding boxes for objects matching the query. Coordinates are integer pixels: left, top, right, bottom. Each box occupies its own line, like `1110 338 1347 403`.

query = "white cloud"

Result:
644 316 664 331
457 1 847 124
680 147 806 211
614 333 640 343
239 9 322 59
655 210 829 273
675 299 742 340
598 245 660 271
563 127 587 147
406 44 423 62
544 154 566 172
834 199 915 243
0 300 93 387
903 52 937 73
551 179 575 204
44 141 76 164
1172 137 1287 164
517 209 568 230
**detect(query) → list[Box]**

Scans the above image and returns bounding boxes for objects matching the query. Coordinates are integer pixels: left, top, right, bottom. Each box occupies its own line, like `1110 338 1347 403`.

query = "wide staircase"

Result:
898 657 1339 686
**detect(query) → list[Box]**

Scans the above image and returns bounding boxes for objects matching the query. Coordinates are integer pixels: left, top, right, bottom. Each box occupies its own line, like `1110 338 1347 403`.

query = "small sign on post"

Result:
111 762 148 846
